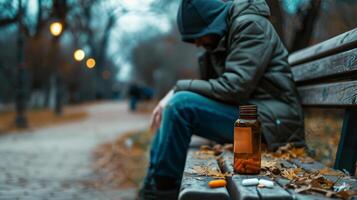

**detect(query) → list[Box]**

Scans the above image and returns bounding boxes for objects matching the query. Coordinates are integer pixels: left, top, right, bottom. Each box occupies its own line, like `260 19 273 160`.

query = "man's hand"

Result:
150 90 174 133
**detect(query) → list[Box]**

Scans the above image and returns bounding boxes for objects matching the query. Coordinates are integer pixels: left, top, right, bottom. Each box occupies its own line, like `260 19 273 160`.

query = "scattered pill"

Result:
208 179 227 188
242 178 259 186
258 179 274 188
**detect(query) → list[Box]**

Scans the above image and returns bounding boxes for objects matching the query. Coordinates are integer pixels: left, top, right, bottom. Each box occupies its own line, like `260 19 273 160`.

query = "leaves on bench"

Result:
191 166 231 179
268 143 308 161
180 150 230 200
190 149 232 178
260 144 356 199
205 143 357 200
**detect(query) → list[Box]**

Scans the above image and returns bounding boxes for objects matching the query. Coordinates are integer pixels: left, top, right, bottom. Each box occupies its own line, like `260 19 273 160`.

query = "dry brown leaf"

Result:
269 143 307 160
319 167 345 176
311 176 334 190
192 166 231 178
299 156 315 164
281 168 302 180
261 159 277 168
193 150 216 160
200 145 211 151
335 190 357 200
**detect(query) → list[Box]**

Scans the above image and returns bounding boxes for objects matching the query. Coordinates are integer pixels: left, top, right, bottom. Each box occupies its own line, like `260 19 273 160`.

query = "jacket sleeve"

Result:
174 20 273 104
197 52 217 80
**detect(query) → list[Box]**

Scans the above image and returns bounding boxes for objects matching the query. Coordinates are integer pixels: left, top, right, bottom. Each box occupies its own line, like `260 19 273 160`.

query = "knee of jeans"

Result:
167 91 198 111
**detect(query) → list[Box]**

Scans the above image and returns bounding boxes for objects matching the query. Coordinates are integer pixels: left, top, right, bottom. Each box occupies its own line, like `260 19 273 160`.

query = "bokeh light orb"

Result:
49 22 63 36
86 58 96 69
74 49 85 61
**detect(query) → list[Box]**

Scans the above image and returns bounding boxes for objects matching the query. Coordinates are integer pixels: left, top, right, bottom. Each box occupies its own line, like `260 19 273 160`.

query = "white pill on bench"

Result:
258 179 274 188
242 178 259 186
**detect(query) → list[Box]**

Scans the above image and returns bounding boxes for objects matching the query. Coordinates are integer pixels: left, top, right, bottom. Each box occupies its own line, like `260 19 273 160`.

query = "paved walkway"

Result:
0 102 151 200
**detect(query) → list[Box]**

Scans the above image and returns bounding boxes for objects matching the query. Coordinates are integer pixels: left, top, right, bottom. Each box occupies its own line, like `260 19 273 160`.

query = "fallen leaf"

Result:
192 166 231 178
335 190 357 200
319 167 345 176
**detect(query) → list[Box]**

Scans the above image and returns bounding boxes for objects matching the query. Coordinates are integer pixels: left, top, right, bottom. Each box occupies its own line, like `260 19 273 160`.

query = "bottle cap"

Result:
239 105 257 118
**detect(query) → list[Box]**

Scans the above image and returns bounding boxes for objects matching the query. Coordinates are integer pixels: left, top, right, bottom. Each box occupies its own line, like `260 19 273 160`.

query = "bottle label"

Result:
234 127 253 153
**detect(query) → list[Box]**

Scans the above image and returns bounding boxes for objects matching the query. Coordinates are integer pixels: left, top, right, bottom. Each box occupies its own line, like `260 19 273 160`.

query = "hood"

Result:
177 0 233 43
229 0 271 20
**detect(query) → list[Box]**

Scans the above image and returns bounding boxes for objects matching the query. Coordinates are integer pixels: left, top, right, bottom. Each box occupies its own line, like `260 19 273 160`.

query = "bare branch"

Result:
0 10 19 27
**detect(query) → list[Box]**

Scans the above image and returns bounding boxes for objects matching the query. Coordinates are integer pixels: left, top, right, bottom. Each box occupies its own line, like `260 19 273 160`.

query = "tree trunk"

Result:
290 0 322 51
15 0 28 128
266 0 284 44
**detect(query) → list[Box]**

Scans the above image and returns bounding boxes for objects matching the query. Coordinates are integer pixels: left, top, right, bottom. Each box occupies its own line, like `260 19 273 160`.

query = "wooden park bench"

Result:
179 28 357 200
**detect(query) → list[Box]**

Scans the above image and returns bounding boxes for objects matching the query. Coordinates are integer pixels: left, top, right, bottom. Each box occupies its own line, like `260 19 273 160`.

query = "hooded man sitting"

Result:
139 0 304 199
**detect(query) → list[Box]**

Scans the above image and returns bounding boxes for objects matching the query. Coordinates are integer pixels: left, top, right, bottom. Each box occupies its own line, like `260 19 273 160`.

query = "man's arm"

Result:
174 20 273 104
198 51 217 80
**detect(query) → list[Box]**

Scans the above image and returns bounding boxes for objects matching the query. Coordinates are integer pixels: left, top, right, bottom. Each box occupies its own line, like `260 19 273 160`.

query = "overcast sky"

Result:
109 0 174 81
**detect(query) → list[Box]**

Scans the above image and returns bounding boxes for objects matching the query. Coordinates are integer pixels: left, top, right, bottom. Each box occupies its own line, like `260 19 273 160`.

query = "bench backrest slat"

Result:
289 28 357 66
298 81 357 106
289 28 357 107
289 28 357 176
291 48 357 83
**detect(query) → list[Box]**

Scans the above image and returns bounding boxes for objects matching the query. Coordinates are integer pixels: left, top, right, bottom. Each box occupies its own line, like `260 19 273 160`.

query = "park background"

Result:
0 0 356 199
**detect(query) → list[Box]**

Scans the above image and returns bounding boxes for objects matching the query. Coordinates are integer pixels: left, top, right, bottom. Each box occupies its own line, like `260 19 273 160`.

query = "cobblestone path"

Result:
0 102 150 200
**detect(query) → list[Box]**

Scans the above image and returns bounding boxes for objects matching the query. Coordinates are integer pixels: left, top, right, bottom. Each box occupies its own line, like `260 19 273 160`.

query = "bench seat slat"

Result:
291 48 357 83
275 178 338 200
219 152 260 200
219 152 293 200
219 153 261 200
257 177 292 200
297 80 357 106
289 28 357 65
179 150 230 200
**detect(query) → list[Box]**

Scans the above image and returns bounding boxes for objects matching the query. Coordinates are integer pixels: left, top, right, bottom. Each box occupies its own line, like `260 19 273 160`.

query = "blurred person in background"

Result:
128 83 141 111
138 0 304 199
128 83 155 111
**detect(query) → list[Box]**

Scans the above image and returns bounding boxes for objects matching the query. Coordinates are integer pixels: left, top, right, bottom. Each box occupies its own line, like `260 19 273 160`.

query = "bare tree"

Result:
289 0 322 51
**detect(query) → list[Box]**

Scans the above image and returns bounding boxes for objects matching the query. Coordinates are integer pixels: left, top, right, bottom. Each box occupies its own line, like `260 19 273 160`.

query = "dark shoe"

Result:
137 185 179 200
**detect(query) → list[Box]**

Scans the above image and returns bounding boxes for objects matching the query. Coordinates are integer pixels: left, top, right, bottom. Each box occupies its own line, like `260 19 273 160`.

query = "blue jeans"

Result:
146 91 238 186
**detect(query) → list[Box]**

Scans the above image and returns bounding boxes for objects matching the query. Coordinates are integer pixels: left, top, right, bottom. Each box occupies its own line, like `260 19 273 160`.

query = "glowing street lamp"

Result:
49 22 63 36
74 49 85 61
86 58 96 69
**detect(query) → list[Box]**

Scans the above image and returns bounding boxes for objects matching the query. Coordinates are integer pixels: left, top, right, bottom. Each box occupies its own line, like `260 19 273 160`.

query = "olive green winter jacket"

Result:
175 0 305 150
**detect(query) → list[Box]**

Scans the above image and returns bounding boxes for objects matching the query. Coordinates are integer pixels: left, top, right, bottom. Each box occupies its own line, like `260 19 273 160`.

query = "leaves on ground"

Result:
92 129 152 188
0 107 87 134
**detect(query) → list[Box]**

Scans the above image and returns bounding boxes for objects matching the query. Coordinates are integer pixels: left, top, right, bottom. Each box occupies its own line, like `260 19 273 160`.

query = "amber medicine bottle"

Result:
234 105 261 174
